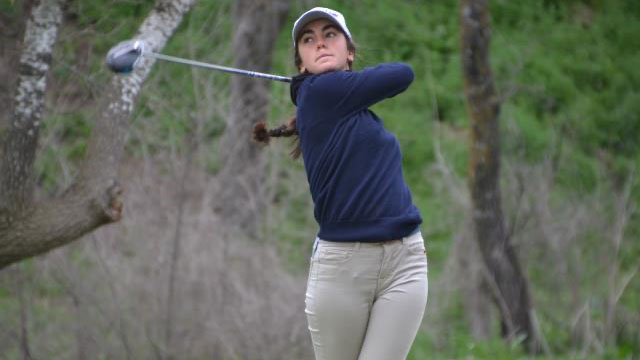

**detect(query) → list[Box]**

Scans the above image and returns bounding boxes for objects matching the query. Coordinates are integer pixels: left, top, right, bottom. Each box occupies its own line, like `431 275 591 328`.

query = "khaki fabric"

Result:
305 232 429 360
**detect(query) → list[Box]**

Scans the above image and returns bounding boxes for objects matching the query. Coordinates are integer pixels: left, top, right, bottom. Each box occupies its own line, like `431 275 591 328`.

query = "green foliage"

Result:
35 112 90 192
0 0 18 14
492 0 640 159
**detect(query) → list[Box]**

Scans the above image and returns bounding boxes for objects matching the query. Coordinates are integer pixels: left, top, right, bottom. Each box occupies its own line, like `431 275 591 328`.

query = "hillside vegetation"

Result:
0 0 638 358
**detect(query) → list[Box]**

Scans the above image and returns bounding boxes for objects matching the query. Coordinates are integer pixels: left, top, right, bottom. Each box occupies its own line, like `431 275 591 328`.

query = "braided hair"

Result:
253 117 301 159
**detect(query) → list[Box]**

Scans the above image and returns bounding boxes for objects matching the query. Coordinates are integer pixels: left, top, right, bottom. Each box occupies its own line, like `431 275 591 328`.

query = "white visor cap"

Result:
292 7 352 47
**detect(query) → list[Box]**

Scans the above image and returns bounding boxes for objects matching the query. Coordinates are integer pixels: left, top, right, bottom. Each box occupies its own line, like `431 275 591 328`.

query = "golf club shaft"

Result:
143 51 292 83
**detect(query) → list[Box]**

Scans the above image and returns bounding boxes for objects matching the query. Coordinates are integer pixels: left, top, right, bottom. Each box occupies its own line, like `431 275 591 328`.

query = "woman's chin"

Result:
312 64 341 74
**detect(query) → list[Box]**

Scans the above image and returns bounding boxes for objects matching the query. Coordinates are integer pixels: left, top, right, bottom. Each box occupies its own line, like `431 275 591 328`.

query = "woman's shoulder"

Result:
310 63 413 85
291 70 344 105
293 63 414 110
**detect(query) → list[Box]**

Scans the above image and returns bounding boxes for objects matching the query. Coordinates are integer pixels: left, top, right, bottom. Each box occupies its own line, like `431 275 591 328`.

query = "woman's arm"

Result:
304 63 414 117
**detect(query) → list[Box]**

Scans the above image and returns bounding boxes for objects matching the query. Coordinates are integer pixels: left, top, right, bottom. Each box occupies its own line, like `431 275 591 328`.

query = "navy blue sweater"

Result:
293 63 422 242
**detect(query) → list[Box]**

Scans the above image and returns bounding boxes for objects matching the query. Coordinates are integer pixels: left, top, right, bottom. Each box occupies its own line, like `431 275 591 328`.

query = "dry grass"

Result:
0 155 312 360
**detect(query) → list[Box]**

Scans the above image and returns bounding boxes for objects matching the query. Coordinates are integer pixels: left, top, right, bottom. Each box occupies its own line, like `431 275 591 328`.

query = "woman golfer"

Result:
254 7 428 360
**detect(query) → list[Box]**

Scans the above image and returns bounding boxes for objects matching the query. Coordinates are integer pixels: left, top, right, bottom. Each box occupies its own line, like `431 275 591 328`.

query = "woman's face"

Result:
297 19 354 74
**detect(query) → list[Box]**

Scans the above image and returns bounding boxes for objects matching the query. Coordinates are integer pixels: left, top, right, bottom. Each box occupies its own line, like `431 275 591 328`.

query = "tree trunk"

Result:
214 0 291 234
460 0 539 352
17 265 33 360
0 0 198 270
0 1 31 132
0 0 65 214
164 134 197 359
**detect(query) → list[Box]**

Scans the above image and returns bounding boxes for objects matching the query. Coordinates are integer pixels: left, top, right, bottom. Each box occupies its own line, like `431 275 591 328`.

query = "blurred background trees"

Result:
0 0 638 359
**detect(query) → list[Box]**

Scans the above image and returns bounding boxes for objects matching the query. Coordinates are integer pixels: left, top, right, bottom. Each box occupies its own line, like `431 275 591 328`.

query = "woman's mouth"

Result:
316 54 332 62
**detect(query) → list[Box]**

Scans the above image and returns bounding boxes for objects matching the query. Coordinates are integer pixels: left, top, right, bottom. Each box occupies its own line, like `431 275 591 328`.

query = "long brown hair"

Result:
252 29 356 159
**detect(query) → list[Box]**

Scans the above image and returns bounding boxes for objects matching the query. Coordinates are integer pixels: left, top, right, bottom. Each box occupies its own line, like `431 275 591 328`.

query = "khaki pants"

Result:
305 231 429 360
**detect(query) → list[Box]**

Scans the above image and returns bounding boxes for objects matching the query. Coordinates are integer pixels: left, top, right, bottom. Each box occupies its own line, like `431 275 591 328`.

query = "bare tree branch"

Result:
604 169 636 345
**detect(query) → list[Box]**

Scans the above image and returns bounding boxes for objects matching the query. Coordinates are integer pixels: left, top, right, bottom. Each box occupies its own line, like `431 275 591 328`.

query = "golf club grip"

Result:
144 52 292 83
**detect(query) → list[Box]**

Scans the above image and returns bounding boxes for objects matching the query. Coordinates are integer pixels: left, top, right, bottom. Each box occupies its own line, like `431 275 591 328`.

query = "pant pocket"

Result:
405 234 427 256
316 241 356 265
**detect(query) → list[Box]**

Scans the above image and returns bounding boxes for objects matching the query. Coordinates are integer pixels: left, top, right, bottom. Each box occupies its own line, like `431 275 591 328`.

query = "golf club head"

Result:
106 40 144 73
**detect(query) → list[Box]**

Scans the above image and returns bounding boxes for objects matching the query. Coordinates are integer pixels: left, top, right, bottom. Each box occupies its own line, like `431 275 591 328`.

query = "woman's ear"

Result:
299 66 306 73
347 51 355 63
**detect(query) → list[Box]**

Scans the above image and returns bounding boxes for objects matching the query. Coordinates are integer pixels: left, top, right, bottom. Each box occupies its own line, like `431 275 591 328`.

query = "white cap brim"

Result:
292 7 352 47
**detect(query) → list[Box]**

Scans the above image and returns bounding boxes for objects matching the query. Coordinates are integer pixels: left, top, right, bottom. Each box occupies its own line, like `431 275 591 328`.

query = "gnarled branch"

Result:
0 0 198 270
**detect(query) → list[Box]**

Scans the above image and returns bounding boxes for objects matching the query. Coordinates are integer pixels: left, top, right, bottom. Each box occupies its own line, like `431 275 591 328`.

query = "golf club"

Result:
106 39 292 83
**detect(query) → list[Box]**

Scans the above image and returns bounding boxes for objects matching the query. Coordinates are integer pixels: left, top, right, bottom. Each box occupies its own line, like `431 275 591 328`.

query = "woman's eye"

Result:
326 31 336 38
303 37 313 44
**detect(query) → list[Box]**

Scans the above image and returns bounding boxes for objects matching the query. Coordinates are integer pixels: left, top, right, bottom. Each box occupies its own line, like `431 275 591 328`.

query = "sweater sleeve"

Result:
303 63 414 118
